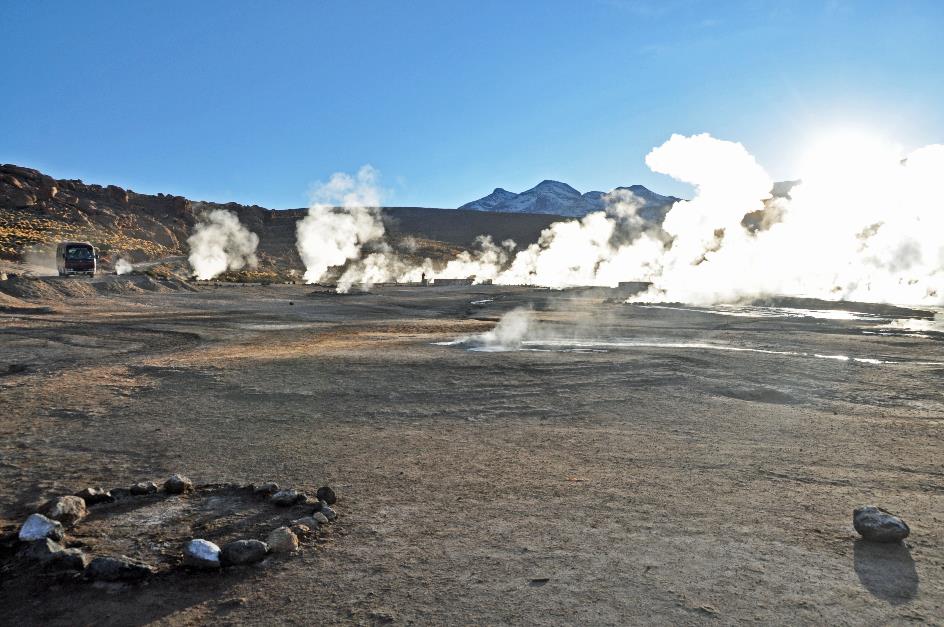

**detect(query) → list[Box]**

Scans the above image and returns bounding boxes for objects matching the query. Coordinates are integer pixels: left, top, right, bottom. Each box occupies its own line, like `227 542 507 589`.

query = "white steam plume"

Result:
297 167 516 292
302 131 944 305
495 188 663 287
445 307 535 351
486 131 944 306
625 132 944 305
476 307 534 349
187 208 259 280
115 258 134 275
296 165 386 287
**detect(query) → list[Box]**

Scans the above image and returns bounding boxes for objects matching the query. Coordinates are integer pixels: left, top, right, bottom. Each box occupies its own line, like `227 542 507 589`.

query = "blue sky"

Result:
3 1 943 208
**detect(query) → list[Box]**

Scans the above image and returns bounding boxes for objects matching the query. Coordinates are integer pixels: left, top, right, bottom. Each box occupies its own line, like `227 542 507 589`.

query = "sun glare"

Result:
795 129 903 181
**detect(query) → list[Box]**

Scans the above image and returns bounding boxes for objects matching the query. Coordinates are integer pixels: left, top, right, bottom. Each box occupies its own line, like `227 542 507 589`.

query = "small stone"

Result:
316 486 337 505
290 523 312 537
87 556 155 581
854 506 911 543
184 539 221 569
293 516 321 531
164 474 194 494
130 481 158 495
75 487 115 505
270 489 301 506
220 539 269 566
19 514 64 542
254 482 279 496
322 506 338 521
311 512 329 525
266 527 299 553
39 495 88 526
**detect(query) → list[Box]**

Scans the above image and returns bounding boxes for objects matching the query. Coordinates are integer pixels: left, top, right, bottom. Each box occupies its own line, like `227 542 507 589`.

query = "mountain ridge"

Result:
459 180 682 218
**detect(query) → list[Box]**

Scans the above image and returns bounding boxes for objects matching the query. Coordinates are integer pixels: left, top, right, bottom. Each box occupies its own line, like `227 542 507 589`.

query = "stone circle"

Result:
3 475 342 583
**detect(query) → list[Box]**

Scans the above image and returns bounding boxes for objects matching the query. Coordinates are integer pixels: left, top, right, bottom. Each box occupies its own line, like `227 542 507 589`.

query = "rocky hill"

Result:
0 164 569 279
460 180 681 219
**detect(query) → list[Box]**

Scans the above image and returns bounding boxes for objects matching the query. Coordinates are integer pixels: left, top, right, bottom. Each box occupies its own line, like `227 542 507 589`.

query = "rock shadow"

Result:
853 539 918 605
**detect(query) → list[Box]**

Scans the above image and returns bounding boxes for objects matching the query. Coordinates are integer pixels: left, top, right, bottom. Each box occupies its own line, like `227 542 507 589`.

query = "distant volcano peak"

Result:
459 180 679 217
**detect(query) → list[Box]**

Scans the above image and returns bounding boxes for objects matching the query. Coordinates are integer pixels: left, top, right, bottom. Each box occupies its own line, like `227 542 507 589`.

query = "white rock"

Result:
19 513 64 542
184 538 221 569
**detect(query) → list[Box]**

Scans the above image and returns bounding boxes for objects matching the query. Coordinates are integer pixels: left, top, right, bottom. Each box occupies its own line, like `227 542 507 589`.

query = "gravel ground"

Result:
0 280 942 625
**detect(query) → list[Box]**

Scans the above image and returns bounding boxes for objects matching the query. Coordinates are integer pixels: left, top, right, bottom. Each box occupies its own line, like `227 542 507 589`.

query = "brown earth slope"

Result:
0 164 568 279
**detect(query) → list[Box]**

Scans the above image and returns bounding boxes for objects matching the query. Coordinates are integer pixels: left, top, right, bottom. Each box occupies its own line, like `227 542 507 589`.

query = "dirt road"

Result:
1 280 941 625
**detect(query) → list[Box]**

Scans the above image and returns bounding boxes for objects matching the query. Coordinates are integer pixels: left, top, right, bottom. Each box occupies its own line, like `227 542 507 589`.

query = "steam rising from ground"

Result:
437 308 536 351
471 307 534 350
488 132 944 305
628 132 944 304
297 166 517 292
296 166 386 286
115 258 134 275
188 208 259 280
300 132 944 305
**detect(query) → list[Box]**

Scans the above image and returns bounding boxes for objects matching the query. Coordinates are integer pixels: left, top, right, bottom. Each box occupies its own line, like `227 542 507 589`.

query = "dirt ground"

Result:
0 278 942 625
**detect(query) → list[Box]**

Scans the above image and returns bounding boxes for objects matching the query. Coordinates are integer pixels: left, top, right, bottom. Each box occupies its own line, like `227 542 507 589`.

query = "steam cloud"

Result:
624 133 944 305
489 132 944 305
298 132 944 305
296 166 517 292
188 208 259 280
296 165 386 287
115 258 134 275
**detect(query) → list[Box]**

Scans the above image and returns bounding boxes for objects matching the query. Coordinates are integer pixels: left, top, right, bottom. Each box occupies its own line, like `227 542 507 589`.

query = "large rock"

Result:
18 514 64 542
316 486 338 505
183 539 221 569
164 474 194 494
270 489 302 506
87 556 155 581
40 495 88 526
75 487 115 505
854 506 910 543
220 539 268 566
130 481 158 495
266 527 299 554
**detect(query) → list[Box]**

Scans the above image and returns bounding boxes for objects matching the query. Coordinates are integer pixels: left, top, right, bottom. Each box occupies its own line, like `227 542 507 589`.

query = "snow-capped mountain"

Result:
459 180 680 218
